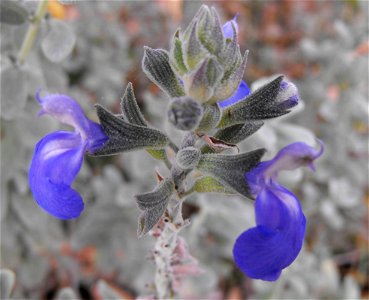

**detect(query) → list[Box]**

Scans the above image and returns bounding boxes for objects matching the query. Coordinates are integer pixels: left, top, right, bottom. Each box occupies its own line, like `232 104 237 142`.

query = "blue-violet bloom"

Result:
233 141 324 281
29 92 107 219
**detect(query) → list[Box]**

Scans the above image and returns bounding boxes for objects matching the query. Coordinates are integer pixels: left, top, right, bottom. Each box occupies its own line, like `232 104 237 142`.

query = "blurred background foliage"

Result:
1 0 368 299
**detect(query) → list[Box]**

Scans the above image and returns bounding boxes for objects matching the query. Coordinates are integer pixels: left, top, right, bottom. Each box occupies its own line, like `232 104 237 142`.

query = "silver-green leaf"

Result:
136 179 175 237
120 82 147 126
0 1 28 25
93 104 169 156
197 149 265 198
0 269 16 299
0 67 28 120
41 20 76 63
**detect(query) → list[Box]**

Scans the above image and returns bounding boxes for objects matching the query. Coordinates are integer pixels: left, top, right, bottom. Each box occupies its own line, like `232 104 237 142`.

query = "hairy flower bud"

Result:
176 147 201 169
168 5 246 104
168 97 203 131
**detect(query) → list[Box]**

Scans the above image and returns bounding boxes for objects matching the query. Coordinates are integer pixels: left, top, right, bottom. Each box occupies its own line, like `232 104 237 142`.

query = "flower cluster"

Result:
28 5 323 293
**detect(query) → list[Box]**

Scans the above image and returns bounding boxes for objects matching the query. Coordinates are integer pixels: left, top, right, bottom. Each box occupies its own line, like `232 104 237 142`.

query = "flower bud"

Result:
168 5 246 105
168 97 203 131
176 147 201 169
183 57 224 103
276 80 299 109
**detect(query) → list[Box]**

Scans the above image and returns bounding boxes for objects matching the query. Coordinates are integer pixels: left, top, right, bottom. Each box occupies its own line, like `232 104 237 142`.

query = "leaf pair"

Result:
93 84 169 156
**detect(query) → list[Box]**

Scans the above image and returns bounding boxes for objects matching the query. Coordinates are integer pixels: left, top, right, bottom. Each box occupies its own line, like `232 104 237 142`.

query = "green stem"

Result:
162 153 172 170
180 186 195 198
17 0 48 65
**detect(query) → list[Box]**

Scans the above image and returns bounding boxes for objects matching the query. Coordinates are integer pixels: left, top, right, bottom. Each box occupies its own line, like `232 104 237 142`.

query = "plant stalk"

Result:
17 0 49 65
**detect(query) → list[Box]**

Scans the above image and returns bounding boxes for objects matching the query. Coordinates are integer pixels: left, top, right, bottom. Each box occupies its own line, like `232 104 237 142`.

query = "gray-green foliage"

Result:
136 179 175 237
197 149 265 198
41 20 76 63
0 269 16 299
94 104 169 155
0 1 28 25
0 67 28 120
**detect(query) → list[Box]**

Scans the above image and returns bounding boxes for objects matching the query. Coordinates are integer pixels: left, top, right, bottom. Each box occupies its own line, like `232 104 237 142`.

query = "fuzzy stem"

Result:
17 0 49 65
153 200 186 299
152 133 199 298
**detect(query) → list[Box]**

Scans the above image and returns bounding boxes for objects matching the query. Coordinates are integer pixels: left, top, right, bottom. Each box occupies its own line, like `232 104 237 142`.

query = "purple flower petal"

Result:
223 15 238 39
233 185 306 281
36 92 91 134
218 80 250 108
36 92 108 150
29 131 85 219
262 141 324 179
246 141 324 194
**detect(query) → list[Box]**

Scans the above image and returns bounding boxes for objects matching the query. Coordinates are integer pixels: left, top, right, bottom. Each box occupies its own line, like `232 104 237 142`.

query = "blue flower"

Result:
29 92 108 219
233 141 324 280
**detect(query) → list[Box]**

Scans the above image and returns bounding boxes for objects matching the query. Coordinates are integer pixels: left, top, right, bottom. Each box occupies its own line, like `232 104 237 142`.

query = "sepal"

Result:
169 30 188 76
142 47 185 98
185 57 224 103
93 105 169 156
218 24 241 80
196 104 221 132
182 18 206 70
210 50 248 103
120 83 166 160
176 147 200 169
197 7 224 55
120 82 147 126
136 179 175 237
218 76 292 128
213 121 264 145
197 149 265 198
